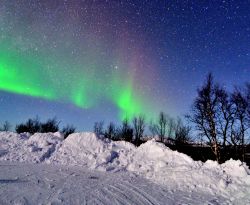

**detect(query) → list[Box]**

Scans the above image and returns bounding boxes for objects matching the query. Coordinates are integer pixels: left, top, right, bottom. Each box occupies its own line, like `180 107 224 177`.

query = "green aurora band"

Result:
0 2 160 121
0 44 152 120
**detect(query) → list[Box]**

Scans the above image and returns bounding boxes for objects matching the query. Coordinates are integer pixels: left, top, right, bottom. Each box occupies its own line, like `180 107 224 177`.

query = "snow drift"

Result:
0 131 250 203
0 131 63 163
49 132 135 171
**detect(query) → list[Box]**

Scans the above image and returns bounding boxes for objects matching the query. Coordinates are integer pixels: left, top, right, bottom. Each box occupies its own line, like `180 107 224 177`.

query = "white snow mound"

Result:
48 132 250 202
0 131 62 163
49 132 136 171
128 139 198 172
0 131 250 203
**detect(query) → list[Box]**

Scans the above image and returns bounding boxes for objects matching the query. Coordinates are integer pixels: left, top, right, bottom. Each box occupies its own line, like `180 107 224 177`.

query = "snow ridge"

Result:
0 131 250 203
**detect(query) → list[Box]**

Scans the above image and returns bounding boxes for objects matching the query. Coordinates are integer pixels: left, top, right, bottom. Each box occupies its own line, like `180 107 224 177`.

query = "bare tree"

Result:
167 117 176 139
120 118 133 142
41 117 60 133
231 87 249 161
16 116 41 134
216 86 234 148
246 83 250 129
104 122 116 140
150 112 168 142
188 73 221 162
62 124 76 139
0 121 11 131
93 121 104 136
133 115 146 146
175 117 192 145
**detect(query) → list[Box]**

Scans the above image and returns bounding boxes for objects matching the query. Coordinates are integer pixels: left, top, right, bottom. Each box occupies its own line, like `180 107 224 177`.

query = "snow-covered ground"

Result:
0 131 250 204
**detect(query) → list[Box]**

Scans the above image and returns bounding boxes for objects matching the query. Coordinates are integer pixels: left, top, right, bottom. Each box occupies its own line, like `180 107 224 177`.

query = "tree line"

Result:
93 113 191 147
0 117 76 139
188 73 250 162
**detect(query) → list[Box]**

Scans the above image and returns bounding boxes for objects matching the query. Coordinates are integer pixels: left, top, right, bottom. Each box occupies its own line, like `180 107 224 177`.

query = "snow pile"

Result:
127 139 199 173
48 132 135 171
50 133 196 173
221 159 250 177
0 132 28 159
0 131 250 202
0 131 63 163
124 140 249 201
48 133 250 202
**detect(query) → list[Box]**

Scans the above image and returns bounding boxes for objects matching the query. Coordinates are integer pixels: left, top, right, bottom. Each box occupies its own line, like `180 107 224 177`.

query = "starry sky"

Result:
0 0 249 131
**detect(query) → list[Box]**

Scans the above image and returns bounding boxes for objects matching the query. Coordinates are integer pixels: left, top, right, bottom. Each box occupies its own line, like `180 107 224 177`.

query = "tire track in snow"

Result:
101 180 162 205
45 171 80 204
0 162 235 205
110 184 155 205
119 181 163 205
102 185 137 205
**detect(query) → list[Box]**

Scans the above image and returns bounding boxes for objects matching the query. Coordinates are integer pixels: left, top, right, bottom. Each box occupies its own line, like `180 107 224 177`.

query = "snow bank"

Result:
46 133 250 201
48 132 135 171
0 131 250 202
127 139 199 172
0 131 62 163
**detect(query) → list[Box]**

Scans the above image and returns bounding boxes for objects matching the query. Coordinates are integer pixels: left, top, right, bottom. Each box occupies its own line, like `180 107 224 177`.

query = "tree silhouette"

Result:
93 121 104 136
120 118 133 142
62 124 76 139
216 86 234 148
104 122 116 140
0 121 11 131
188 73 221 162
40 117 59 133
175 117 191 145
150 112 168 142
133 115 146 146
16 117 41 134
231 87 249 161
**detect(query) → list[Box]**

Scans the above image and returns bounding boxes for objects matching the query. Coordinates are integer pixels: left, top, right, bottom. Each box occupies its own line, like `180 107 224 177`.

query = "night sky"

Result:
0 0 249 131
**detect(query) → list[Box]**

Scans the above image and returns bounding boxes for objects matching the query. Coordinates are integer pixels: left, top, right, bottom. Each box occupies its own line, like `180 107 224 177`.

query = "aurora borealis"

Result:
0 40 150 119
0 1 250 130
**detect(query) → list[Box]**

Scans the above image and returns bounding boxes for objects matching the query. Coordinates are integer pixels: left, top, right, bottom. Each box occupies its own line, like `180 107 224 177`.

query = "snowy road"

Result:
0 162 234 205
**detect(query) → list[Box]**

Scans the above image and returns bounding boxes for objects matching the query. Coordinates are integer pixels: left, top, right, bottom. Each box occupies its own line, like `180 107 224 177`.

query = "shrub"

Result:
40 117 59 133
62 125 76 139
16 117 41 134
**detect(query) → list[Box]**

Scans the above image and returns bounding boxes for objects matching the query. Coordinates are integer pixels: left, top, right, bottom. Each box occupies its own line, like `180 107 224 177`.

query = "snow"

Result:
0 161 233 205
0 132 62 163
0 131 250 204
49 132 135 171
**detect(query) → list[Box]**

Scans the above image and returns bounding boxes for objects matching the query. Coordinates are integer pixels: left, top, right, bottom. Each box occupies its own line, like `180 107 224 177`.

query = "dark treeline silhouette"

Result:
93 113 191 148
187 73 250 163
16 117 59 134
62 124 76 139
133 115 146 146
15 117 76 139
